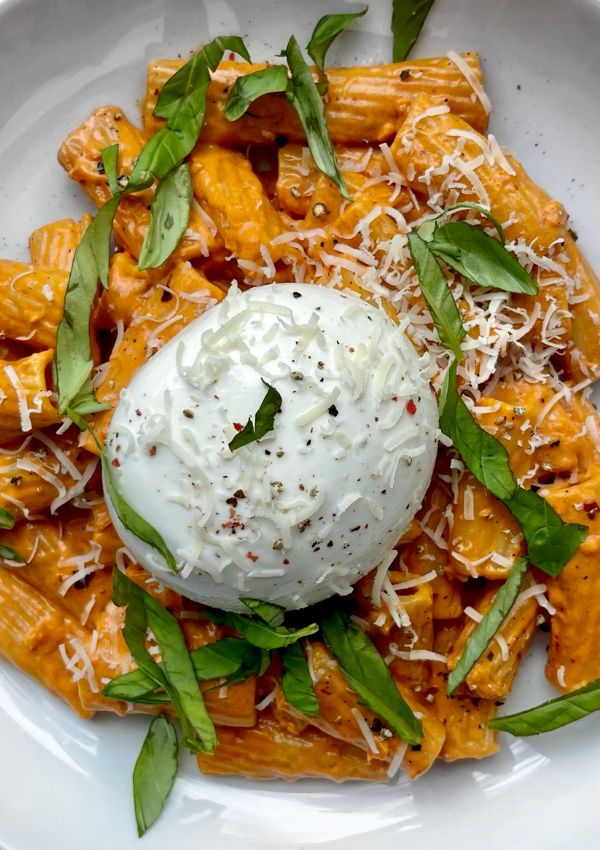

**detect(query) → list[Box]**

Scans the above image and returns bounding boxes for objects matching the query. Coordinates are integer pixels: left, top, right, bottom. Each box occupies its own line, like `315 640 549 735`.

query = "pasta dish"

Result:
0 1 599 836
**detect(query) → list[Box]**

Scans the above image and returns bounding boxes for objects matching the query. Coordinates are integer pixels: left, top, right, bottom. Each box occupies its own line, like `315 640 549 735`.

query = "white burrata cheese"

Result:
105 283 438 611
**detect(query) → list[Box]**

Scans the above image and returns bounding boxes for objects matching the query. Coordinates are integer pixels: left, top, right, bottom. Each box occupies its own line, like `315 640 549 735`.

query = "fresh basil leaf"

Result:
133 715 179 837
191 636 264 679
489 677 600 736
284 35 350 201
101 143 120 197
138 161 192 270
407 231 465 360
103 637 265 703
439 362 588 575
438 360 516 500
128 36 250 190
224 65 289 121
102 451 177 574
441 202 506 243
113 568 217 753
446 557 528 695
503 487 587 578
103 669 171 704
0 508 15 530
54 193 120 414
391 0 435 61
0 543 26 563
321 606 422 744
307 6 368 85
281 642 319 715
241 597 286 627
427 220 538 295
229 379 282 452
204 607 318 650
154 36 250 125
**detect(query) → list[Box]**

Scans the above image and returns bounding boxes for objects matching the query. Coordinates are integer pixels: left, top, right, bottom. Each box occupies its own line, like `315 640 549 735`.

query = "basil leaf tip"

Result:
138 161 192 270
281 642 319 715
0 508 16 530
54 192 121 414
284 34 351 201
112 568 217 754
407 231 465 360
133 715 179 837
446 557 528 695
307 6 368 85
321 606 422 744
229 379 282 452
0 543 26 563
489 676 600 737
439 361 588 575
224 65 289 122
391 0 435 62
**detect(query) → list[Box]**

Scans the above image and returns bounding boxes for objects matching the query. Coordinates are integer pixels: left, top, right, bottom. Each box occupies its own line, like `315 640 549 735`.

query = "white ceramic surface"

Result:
0 0 599 847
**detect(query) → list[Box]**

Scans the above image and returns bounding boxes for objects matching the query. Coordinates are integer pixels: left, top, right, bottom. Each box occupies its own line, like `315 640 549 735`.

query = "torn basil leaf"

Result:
112 568 216 754
0 543 26 563
203 607 318 650
407 231 465 360
138 161 192 270
53 192 120 415
229 379 282 452
321 605 422 744
284 35 350 201
241 597 286 627
0 508 15 530
133 715 179 837
424 220 538 295
438 361 587 576
128 36 250 190
391 0 435 62
489 677 600 736
307 7 368 86
224 65 289 122
446 557 528 695
281 642 319 715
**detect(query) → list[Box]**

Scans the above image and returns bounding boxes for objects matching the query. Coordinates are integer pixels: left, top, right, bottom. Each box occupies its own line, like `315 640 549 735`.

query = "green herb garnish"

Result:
489 677 600 736
68 408 177 574
203 607 318 650
281 642 319 715
307 6 368 89
228 379 282 452
439 362 588 576
391 0 435 62
447 557 528 695
241 597 286 627
0 543 26 563
137 161 192 270
407 231 466 359
0 508 16 530
103 637 267 703
321 606 422 744
284 35 350 200
113 568 217 754
133 715 179 837
224 65 289 121
54 196 120 415
421 219 538 295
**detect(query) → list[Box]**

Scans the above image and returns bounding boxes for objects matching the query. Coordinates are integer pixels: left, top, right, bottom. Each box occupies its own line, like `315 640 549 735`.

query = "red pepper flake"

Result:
391 394 398 401
246 551 259 562
282 558 290 565
111 458 121 468
228 51 235 60
135 408 142 416
406 399 417 415
233 422 244 432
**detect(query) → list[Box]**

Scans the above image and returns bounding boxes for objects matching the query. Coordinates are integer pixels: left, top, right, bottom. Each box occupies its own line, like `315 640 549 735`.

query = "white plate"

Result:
1 0 599 847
